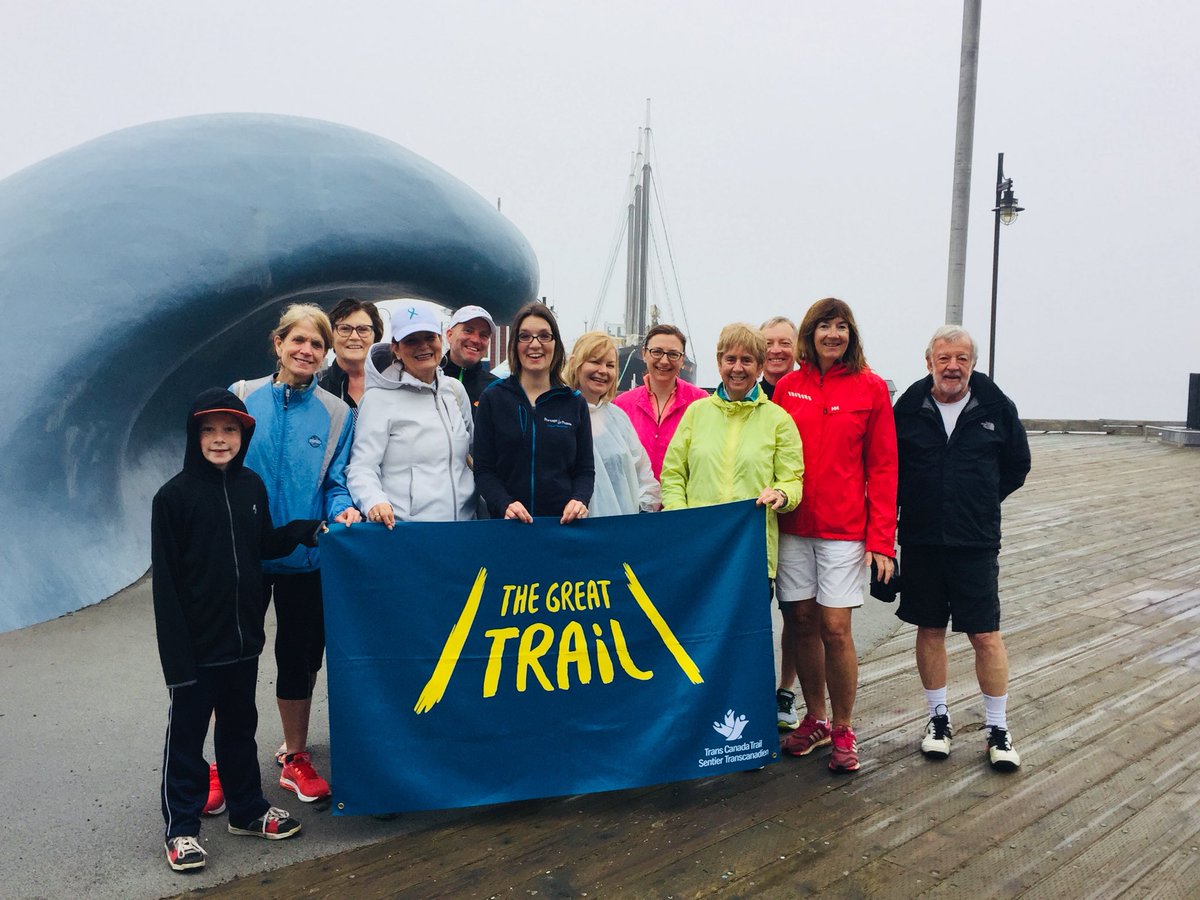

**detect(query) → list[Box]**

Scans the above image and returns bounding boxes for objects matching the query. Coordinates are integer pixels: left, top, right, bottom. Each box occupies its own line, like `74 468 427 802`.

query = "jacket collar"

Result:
710 386 767 412
498 375 578 405
895 370 1005 414
715 382 762 403
271 374 318 402
440 354 489 379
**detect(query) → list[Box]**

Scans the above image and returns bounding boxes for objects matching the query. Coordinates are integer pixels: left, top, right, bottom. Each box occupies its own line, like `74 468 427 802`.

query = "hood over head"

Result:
185 387 255 475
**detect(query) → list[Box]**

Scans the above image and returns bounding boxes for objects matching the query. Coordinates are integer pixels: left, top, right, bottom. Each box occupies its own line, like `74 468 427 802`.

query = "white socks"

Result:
924 686 948 720
923 688 1008 728
982 692 1008 729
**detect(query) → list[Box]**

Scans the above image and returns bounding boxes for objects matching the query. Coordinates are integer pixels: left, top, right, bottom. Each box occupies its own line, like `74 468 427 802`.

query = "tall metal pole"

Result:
988 153 1004 378
945 0 982 325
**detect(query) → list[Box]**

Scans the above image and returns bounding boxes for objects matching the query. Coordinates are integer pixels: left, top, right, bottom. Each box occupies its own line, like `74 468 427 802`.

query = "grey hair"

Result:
760 315 797 336
925 325 978 363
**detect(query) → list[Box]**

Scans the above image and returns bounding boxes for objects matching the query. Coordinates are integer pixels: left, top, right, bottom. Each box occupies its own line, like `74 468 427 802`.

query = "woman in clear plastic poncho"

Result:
566 331 660 517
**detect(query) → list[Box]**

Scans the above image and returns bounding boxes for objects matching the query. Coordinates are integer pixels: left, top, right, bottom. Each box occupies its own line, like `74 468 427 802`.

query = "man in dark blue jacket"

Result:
894 326 1030 772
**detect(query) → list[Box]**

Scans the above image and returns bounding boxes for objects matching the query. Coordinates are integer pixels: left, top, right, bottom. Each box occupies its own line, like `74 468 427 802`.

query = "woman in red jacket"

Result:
774 297 897 773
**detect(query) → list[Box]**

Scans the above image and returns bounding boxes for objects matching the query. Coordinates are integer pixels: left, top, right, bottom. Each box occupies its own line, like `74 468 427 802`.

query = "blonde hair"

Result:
271 303 334 355
566 331 620 403
716 323 766 365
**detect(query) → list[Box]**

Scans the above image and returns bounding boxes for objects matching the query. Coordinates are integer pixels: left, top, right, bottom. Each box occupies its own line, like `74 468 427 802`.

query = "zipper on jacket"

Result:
273 384 289 534
434 388 460 518
221 472 244 657
528 399 537 515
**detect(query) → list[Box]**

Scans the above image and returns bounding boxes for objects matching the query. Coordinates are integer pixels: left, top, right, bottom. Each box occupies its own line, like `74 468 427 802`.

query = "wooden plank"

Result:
184 436 1200 900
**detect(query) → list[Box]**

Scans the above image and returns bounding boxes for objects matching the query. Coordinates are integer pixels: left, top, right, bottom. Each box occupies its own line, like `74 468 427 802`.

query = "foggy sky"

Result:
3 1 1197 419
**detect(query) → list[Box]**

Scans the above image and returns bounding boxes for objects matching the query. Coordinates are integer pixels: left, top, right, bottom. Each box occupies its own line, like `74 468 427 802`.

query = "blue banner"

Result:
321 500 778 814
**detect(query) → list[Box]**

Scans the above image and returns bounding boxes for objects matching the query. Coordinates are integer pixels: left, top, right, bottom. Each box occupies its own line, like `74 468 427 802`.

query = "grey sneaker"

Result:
986 726 1021 771
776 688 799 731
921 710 952 759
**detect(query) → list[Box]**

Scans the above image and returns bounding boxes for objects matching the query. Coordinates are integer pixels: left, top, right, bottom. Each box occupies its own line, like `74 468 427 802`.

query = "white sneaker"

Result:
986 726 1021 771
920 712 952 759
776 688 799 730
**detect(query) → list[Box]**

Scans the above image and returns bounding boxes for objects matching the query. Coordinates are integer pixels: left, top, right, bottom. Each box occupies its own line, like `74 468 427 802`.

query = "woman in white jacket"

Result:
347 301 476 525
566 331 660 517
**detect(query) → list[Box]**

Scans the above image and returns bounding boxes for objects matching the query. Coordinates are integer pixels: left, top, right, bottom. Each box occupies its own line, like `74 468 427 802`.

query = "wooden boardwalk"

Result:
188 435 1200 899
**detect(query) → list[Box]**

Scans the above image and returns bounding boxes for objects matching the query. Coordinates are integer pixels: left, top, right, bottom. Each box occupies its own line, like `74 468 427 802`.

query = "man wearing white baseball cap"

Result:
441 304 499 411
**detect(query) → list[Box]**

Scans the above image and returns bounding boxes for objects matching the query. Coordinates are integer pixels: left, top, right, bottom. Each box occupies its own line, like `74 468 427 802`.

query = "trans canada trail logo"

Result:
699 708 769 770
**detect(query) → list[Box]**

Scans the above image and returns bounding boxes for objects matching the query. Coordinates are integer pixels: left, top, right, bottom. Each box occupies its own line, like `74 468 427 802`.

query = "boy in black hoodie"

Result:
152 388 323 872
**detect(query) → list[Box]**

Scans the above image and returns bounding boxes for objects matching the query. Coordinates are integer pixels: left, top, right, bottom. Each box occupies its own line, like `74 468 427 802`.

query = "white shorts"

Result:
776 534 866 608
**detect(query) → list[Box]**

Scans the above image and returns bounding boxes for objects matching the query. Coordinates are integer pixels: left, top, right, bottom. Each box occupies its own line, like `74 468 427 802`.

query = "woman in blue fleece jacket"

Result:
474 302 594 524
232 303 361 804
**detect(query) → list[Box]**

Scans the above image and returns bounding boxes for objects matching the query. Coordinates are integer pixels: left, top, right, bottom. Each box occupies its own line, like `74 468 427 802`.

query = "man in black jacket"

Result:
441 304 500 412
894 326 1030 772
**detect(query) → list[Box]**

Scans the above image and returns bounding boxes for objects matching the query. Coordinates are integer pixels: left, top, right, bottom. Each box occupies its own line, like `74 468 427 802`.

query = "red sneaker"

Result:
279 751 331 802
202 763 225 815
828 724 861 773
781 714 832 757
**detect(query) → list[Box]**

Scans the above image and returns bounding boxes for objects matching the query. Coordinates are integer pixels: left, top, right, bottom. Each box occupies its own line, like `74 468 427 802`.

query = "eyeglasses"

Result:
646 348 684 362
517 331 555 344
334 324 375 338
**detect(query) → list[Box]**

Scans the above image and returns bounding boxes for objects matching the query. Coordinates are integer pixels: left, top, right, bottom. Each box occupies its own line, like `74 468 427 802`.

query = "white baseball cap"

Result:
448 305 497 332
391 301 444 342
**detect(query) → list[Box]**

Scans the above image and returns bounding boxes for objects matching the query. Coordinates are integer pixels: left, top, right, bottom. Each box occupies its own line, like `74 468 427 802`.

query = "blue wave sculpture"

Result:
0 114 539 632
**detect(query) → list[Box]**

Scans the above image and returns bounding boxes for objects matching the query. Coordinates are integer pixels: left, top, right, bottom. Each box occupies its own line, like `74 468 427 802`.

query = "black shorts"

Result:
896 546 1000 634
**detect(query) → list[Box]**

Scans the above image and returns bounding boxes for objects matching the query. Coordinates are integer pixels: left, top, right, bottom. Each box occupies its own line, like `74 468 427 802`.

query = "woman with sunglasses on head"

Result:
474 302 594 524
613 324 708 480
318 298 385 412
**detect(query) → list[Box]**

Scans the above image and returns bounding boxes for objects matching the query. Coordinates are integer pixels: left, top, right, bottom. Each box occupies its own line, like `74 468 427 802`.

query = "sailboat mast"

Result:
624 151 638 339
637 152 651 341
622 100 655 346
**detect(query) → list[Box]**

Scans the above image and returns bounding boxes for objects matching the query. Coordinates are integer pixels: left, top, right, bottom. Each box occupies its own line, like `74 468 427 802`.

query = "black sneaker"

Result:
920 710 952 759
228 806 302 840
776 688 799 731
165 835 207 871
986 726 1021 771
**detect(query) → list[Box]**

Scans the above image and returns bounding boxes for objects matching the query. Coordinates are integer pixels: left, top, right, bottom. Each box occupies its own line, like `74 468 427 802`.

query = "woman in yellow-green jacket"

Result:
660 323 805 579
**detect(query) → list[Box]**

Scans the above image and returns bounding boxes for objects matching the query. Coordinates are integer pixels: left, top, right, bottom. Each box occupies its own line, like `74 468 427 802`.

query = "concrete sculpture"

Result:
0 113 538 632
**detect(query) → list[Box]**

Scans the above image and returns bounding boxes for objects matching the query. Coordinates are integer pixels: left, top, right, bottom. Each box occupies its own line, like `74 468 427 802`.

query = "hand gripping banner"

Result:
321 500 777 814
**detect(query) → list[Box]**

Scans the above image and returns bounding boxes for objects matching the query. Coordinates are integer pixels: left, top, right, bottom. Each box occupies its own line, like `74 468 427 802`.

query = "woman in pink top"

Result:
613 324 709 479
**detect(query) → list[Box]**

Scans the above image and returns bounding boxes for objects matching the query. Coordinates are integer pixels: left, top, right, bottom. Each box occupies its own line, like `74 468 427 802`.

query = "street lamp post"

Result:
988 152 1025 378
